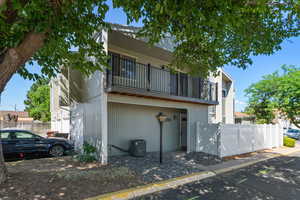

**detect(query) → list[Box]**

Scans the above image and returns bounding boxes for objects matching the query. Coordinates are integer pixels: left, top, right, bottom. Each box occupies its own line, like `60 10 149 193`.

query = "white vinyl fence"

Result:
196 123 283 158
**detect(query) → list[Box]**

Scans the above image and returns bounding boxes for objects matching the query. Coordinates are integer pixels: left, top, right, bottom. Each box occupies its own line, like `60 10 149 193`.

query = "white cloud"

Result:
235 100 247 105
235 100 248 112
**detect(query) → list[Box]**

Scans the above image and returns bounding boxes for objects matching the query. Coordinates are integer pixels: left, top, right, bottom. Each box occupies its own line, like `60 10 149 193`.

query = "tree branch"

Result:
0 0 6 7
0 32 46 93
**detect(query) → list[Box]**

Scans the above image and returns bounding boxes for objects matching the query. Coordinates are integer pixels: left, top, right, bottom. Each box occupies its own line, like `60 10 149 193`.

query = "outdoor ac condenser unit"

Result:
129 139 146 157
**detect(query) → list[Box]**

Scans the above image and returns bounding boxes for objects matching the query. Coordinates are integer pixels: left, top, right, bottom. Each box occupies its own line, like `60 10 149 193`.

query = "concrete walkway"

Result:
86 145 300 200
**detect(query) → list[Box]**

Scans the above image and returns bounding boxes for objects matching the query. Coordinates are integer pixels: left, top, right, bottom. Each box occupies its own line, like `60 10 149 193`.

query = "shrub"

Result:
73 142 97 162
284 136 296 147
83 142 97 154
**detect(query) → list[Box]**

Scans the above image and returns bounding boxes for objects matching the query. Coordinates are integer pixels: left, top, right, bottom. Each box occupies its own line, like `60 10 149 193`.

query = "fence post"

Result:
279 124 283 146
269 124 272 148
217 123 221 157
275 124 278 147
237 124 241 155
215 83 218 102
252 125 255 152
264 124 267 149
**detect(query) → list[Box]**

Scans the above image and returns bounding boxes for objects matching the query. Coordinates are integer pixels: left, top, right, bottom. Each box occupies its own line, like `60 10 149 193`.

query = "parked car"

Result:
284 129 300 140
0 129 74 158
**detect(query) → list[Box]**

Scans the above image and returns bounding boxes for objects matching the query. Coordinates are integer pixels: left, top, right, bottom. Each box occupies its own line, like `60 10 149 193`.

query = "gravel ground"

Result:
109 151 222 183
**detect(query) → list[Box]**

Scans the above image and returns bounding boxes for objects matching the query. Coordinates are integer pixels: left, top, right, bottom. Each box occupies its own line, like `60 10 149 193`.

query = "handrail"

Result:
107 56 218 102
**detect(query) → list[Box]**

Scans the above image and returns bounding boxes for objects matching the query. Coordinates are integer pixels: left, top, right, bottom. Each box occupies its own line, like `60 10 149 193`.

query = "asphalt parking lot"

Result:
137 151 300 200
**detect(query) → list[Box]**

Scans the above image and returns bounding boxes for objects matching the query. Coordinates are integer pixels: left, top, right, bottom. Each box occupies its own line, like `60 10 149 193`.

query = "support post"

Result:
159 121 163 164
147 63 151 91
215 83 218 101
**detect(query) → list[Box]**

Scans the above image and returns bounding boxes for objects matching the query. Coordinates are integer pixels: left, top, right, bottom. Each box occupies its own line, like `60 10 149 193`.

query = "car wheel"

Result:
49 145 65 157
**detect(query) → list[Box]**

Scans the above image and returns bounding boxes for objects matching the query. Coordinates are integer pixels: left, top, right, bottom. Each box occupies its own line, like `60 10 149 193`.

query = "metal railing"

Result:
107 56 218 102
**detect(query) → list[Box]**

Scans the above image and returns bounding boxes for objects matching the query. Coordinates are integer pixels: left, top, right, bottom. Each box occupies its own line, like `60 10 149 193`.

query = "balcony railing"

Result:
106 55 218 104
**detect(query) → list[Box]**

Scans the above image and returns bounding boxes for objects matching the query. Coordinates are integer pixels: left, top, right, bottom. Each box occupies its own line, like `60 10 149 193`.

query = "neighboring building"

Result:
234 112 255 124
208 71 235 124
0 111 33 122
273 110 299 129
50 24 235 164
50 74 71 134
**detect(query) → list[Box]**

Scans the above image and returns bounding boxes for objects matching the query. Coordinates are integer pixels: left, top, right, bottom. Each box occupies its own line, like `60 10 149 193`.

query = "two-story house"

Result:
209 70 235 124
50 24 234 164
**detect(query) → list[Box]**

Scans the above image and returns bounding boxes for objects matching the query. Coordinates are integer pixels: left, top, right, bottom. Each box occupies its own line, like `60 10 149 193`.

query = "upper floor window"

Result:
222 89 227 98
109 51 136 79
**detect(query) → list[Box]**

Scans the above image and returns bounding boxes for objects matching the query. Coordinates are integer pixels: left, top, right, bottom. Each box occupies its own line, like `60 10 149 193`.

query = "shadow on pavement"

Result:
136 154 300 200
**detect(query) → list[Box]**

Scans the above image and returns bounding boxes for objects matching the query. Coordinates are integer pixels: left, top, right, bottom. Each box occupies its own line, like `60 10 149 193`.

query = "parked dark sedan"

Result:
285 129 300 140
0 129 74 158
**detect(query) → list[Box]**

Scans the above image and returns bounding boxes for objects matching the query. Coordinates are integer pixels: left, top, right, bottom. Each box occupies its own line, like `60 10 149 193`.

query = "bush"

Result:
83 142 97 154
284 136 296 147
73 142 97 162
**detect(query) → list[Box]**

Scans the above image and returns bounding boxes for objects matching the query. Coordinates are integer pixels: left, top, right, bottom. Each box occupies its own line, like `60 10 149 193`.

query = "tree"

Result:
244 73 278 124
24 78 50 122
1 0 300 184
245 65 300 127
114 0 300 76
275 66 300 128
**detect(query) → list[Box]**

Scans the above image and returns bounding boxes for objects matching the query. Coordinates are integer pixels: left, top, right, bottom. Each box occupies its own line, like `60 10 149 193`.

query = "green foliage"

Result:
275 66 300 128
1 0 109 80
24 78 50 122
74 142 97 163
83 142 97 155
245 65 300 128
2 1 300 79
283 136 295 148
113 0 300 76
245 73 278 124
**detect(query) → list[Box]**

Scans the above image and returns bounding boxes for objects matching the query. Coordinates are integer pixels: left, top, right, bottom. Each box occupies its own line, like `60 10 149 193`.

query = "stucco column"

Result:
100 29 108 164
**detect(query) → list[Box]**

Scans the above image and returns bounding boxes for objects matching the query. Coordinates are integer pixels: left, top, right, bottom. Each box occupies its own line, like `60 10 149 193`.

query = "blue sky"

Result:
1 1 300 112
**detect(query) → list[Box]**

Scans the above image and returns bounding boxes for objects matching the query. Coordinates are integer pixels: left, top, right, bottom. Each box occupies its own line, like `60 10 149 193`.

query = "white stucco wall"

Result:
108 102 182 156
69 30 108 164
70 71 108 163
108 94 208 153
209 70 235 124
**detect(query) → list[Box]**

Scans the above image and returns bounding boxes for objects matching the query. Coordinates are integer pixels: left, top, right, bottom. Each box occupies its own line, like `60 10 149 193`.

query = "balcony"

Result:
106 53 218 105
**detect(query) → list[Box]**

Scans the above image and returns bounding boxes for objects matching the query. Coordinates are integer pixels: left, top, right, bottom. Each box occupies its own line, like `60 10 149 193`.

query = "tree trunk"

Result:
0 138 7 184
291 119 300 129
0 32 46 93
0 31 46 184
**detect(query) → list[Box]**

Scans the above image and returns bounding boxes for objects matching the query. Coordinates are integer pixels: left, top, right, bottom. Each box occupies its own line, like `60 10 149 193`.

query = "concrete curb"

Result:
213 148 300 174
86 148 300 200
86 171 215 200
